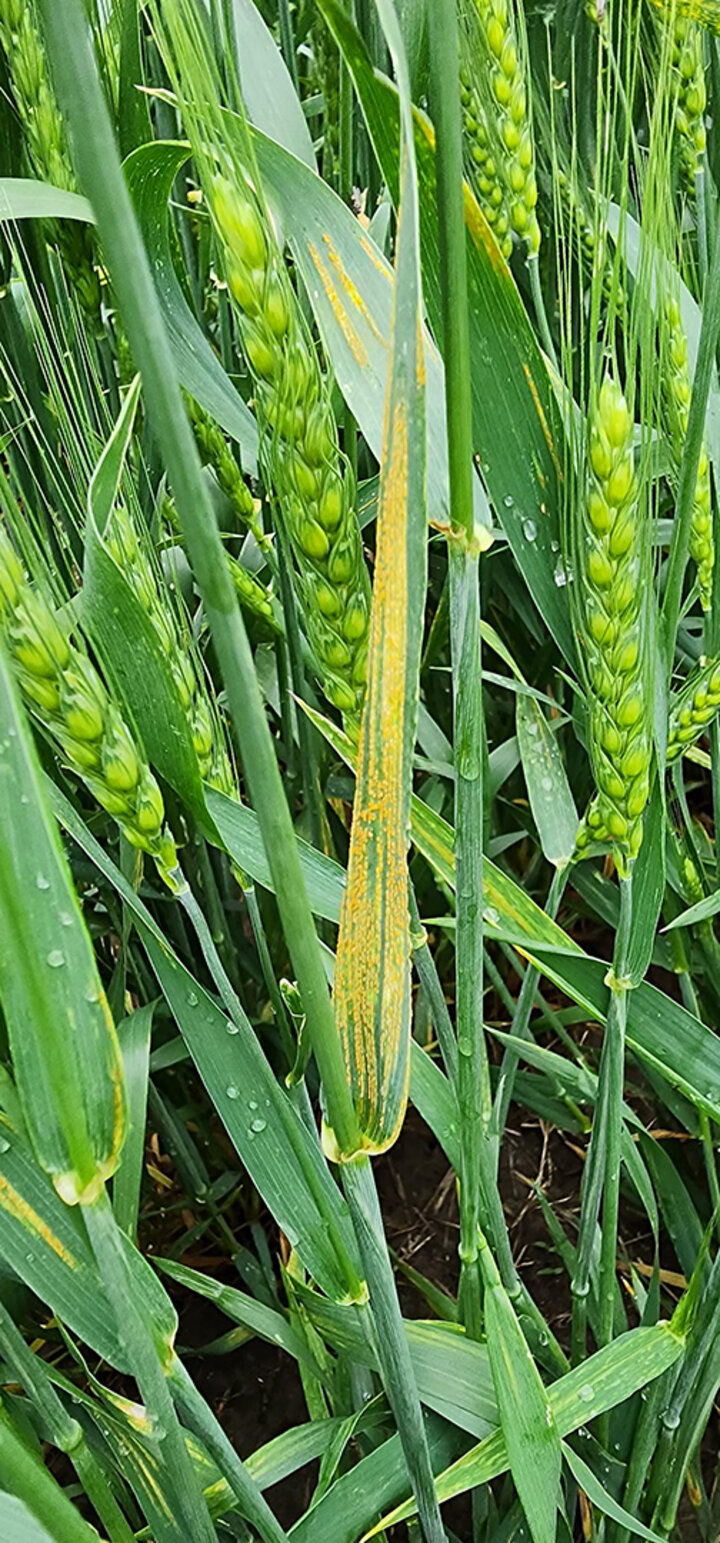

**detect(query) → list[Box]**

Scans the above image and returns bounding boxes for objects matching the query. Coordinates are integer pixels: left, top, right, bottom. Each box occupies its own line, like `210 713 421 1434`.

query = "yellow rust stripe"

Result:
361 233 392 280
463 184 509 274
322 234 387 347
308 240 369 367
521 363 562 480
0 1174 77 1267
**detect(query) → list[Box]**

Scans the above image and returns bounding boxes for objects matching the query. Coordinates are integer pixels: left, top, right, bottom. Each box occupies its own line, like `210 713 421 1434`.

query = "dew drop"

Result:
554 556 574 587
541 776 553 793
579 1384 594 1402
225 1020 239 1035
458 1036 473 1057
522 518 537 542
503 494 514 508
485 905 500 927
0 1137 9 1155
226 1085 240 1100
187 990 199 1008
249 1100 258 1110
59 912 73 928
47 949 65 969
20 794 29 805
251 1118 267 1134
36 873 50 890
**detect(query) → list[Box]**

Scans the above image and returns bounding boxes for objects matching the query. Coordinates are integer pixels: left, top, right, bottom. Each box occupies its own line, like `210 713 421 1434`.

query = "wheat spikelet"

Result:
226 552 281 635
104 505 235 795
672 15 707 192
211 177 371 717
185 397 261 537
667 654 720 759
460 66 513 257
0 0 100 317
0 527 178 879
466 0 540 253
579 376 651 871
661 297 714 610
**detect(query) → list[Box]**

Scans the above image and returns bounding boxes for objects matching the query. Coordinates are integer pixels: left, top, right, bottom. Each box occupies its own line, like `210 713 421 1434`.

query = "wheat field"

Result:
0 2 719 1541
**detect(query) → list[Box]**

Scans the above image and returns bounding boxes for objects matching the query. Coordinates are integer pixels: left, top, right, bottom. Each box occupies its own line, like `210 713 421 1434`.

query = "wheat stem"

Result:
430 0 487 1355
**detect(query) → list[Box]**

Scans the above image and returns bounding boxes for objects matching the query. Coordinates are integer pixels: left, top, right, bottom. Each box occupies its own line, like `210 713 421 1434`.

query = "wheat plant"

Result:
0 2 720 1542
